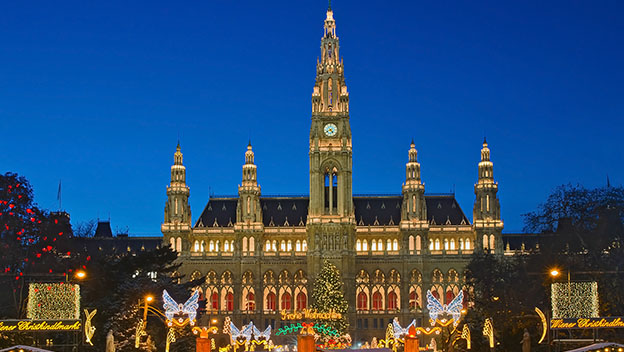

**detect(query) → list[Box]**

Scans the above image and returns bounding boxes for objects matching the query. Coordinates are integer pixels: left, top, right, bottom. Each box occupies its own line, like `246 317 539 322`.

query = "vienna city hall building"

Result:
161 6 504 343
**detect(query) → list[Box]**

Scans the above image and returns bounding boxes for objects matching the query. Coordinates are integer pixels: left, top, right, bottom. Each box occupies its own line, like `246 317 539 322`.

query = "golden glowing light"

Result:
75 270 87 279
146 295 154 302
550 269 560 277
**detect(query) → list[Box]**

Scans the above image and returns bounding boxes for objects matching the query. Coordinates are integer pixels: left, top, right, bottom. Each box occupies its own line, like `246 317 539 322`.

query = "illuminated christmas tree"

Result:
310 260 349 340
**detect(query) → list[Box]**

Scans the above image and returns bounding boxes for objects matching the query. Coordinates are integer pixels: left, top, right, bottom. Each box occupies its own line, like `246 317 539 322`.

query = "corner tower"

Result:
162 143 192 252
236 142 263 230
473 138 503 253
307 6 355 279
400 141 429 253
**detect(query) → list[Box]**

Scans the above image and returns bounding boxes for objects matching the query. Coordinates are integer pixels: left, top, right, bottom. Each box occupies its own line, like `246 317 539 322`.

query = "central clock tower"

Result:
307 5 355 310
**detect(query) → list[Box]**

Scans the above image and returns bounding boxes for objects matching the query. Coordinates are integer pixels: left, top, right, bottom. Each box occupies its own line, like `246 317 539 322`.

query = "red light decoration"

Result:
9 204 14 209
54 219 58 224
58 232 63 236
36 253 41 258
26 209 32 213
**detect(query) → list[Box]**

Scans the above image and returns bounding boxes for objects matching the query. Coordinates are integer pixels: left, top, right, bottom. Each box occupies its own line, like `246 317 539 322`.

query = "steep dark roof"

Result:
425 195 470 226
354 196 402 226
195 196 309 228
94 221 113 238
195 197 238 227
196 194 470 228
261 197 309 227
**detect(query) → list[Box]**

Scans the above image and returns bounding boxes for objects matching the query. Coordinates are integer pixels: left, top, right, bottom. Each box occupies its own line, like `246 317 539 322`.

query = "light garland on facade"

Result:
551 282 599 319
483 318 494 348
460 324 471 349
27 283 80 320
84 309 96 346
535 307 547 344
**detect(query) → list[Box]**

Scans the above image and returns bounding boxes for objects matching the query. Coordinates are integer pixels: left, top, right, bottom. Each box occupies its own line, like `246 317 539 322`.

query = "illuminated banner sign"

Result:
0 320 81 332
550 317 624 329
280 309 342 321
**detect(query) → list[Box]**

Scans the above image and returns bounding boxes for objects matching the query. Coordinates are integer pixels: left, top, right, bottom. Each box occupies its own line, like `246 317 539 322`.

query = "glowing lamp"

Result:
75 270 86 279
550 269 560 277
146 295 154 302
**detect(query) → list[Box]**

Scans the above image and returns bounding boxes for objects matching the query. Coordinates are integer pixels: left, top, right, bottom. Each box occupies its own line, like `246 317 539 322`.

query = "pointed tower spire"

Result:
473 139 503 254
402 141 426 222
162 143 192 252
237 143 262 226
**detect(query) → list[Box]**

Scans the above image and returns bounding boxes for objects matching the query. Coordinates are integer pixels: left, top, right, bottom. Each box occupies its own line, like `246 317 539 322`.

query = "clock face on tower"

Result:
324 123 338 137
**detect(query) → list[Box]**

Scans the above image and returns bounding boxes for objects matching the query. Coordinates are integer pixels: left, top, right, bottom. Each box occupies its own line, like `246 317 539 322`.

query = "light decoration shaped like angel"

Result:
162 289 200 326
391 318 417 339
426 290 464 326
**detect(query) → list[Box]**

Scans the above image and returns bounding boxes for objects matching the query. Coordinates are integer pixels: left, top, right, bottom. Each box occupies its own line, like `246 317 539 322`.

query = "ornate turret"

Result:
473 138 503 253
236 142 262 229
401 141 426 221
162 142 192 252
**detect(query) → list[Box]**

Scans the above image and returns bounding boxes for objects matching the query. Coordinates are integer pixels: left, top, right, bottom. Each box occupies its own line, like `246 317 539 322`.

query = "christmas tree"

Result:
310 260 349 340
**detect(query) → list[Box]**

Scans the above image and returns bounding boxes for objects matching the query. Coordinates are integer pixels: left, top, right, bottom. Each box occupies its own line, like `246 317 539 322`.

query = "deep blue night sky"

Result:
1 1 622 235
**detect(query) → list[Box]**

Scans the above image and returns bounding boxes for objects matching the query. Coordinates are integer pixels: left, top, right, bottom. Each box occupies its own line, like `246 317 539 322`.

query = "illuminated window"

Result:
302 240 307 251
176 237 182 252
265 240 271 252
444 239 449 250
356 239 362 251
386 239 392 251
280 240 286 252
408 236 414 252
249 237 254 253
225 292 234 311
357 292 368 311
230 240 234 252
272 240 277 252
489 235 495 251
296 240 301 252
459 238 464 250
287 240 292 252
429 239 433 250
245 292 255 311
281 292 292 310
201 240 205 252
388 291 398 310
266 292 276 311
393 239 398 251
372 241 377 251
362 239 368 251
434 239 440 250
450 239 455 250
211 292 219 310
209 240 215 252
483 235 488 250
416 235 421 251
194 240 199 252
169 237 175 249
465 238 471 250
243 237 248 252
372 292 383 311
296 292 307 310
215 240 220 252
224 241 230 252
409 290 419 309
445 291 455 305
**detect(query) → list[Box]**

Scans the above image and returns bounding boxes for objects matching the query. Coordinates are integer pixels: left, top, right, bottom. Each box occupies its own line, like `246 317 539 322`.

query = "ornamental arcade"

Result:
161 5 504 344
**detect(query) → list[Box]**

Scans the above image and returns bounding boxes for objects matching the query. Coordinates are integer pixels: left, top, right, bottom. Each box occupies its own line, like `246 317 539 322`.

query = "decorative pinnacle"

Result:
328 0 332 11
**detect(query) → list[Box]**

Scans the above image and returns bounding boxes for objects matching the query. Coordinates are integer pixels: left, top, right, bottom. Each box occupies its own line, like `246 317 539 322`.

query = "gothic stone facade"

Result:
161 7 504 343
